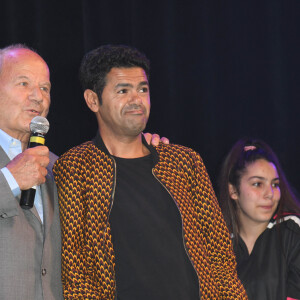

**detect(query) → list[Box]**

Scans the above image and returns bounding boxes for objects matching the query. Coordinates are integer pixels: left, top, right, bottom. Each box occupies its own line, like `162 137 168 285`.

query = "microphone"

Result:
20 116 50 210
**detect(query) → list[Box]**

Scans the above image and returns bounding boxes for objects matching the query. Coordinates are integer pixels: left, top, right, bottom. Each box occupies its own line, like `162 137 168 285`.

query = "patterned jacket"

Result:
53 133 247 299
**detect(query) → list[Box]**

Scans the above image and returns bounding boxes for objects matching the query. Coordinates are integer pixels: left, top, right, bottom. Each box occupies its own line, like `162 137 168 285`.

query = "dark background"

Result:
1 0 300 195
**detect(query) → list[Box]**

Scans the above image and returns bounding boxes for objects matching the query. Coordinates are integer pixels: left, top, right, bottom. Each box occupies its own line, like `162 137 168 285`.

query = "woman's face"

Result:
229 159 281 229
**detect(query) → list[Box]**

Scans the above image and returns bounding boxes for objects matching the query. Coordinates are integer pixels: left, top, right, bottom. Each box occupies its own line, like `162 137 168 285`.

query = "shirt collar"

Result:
92 130 159 167
0 129 22 159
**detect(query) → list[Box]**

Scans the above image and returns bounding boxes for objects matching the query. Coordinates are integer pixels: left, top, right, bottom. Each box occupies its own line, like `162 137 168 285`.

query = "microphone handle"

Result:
20 187 37 209
19 132 46 210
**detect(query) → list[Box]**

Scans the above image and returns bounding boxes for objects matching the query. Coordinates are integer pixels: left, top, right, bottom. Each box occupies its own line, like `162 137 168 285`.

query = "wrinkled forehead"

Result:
0 48 50 78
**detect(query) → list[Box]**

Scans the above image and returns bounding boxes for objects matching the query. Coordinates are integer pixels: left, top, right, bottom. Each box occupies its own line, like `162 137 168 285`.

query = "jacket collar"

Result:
92 130 159 167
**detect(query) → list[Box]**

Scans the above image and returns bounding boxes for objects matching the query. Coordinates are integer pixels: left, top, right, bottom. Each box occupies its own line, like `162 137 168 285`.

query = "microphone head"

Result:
30 116 50 135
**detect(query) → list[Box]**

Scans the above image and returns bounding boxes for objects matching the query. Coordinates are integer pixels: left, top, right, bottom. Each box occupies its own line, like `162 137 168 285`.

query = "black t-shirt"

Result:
109 154 200 300
234 214 300 300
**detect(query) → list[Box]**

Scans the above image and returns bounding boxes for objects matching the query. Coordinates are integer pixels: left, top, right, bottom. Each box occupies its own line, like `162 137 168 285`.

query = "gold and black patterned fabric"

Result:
54 139 248 300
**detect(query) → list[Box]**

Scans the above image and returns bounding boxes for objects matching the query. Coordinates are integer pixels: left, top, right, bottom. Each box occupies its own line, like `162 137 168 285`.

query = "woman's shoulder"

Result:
268 213 300 235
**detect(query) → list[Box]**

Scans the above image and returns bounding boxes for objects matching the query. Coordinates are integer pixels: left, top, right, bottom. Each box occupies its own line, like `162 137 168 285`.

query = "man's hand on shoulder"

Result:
6 146 50 190
143 133 169 147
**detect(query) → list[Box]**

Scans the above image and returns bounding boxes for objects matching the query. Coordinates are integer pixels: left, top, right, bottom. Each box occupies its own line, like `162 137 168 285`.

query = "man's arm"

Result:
189 150 248 299
0 170 19 217
0 146 49 216
53 156 110 299
7 146 49 190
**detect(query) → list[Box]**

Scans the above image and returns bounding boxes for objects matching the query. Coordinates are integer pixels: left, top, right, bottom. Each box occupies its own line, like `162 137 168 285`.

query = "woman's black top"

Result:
233 213 300 300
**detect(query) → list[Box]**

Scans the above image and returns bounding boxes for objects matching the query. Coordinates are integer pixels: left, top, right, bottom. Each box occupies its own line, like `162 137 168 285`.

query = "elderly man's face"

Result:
0 48 51 141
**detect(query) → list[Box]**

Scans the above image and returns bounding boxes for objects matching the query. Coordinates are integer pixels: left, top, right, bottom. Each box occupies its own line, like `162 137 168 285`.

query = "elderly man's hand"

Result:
143 133 169 146
7 146 50 190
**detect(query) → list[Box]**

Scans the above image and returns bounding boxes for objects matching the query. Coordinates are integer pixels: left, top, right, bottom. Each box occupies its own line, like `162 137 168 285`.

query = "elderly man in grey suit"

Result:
0 45 63 299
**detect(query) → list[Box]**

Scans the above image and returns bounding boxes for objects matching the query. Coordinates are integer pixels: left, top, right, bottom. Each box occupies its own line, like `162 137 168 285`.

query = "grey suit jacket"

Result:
0 147 63 300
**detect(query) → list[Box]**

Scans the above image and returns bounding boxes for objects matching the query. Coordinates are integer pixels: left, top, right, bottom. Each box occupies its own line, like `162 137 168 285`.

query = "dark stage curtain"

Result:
1 0 300 195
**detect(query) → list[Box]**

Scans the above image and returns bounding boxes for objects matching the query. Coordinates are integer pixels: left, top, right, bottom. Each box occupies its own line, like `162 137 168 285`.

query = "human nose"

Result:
129 91 142 104
29 86 43 103
264 185 274 199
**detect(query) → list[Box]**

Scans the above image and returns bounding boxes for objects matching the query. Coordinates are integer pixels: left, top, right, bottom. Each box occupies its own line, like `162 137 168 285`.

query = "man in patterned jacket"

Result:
54 45 248 300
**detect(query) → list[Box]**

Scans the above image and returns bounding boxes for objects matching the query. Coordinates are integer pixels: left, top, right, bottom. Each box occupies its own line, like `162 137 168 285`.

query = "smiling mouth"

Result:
27 109 40 115
123 104 146 115
125 110 143 114
124 107 145 115
260 205 273 210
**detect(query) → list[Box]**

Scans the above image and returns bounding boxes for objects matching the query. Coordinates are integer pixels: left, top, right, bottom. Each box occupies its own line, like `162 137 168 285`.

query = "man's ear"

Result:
229 184 238 200
84 89 100 112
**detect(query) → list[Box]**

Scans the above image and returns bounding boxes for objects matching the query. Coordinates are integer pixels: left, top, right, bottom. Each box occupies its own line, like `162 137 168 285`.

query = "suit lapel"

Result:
0 146 10 168
41 172 54 239
30 201 42 222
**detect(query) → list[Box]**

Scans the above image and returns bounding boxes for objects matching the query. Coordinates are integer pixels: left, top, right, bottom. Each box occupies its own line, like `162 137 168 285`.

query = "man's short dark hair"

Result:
79 44 150 104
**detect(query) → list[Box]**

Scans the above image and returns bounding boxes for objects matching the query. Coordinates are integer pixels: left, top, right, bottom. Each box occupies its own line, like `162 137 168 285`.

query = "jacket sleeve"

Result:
188 150 248 299
287 217 300 299
53 157 107 299
0 171 19 218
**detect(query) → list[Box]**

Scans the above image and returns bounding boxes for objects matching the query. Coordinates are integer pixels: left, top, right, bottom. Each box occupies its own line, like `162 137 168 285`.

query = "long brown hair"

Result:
218 138 300 238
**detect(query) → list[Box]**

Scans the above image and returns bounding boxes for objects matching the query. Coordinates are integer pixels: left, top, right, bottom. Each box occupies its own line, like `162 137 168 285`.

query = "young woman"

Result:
218 138 300 300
